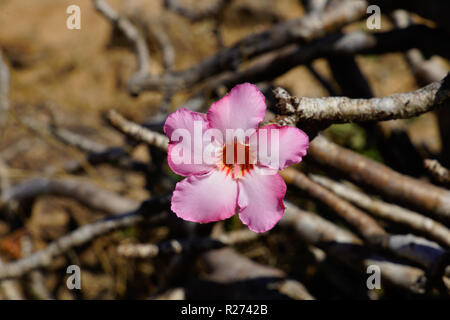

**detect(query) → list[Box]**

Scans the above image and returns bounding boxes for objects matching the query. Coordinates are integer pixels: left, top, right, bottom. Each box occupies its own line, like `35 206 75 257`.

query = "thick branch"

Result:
274 73 450 126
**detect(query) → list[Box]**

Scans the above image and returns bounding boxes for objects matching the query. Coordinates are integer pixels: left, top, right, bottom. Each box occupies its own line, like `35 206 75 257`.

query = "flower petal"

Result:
171 169 238 223
164 108 217 176
207 83 266 138
238 171 286 233
251 124 309 170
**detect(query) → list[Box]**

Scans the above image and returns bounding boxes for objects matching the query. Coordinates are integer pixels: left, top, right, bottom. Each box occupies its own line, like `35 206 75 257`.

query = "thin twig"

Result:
0 258 23 299
106 110 169 151
117 228 258 259
0 178 139 215
392 10 448 86
93 0 150 95
424 159 450 188
164 0 231 22
117 238 226 259
391 10 450 167
51 127 107 154
21 236 52 300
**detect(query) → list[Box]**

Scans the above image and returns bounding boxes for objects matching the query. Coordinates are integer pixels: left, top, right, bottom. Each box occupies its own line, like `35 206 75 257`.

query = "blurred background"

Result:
0 0 449 300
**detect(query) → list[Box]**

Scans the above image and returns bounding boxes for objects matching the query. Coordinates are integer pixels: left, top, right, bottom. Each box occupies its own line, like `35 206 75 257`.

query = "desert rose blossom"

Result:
164 83 309 232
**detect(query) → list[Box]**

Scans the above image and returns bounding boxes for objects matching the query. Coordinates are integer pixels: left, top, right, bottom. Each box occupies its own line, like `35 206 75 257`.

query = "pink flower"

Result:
164 83 309 233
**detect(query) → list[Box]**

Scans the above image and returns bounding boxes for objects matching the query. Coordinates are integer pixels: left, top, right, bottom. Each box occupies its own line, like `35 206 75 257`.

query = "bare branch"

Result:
118 238 226 259
185 25 449 114
281 167 387 241
310 174 450 248
302 0 329 13
370 0 450 33
0 196 170 280
0 258 23 299
391 10 450 168
273 73 450 126
200 248 315 300
425 159 450 188
150 287 185 300
21 236 52 300
106 110 169 151
118 229 258 259
93 0 150 95
391 10 448 86
384 234 446 269
281 168 447 268
51 127 107 154
0 178 139 215
164 0 231 22
281 203 427 293
308 136 450 220
128 0 368 94
47 123 148 172
149 22 176 72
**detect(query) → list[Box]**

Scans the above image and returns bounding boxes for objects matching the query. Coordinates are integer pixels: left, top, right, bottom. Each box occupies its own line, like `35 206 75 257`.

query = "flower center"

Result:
221 142 254 179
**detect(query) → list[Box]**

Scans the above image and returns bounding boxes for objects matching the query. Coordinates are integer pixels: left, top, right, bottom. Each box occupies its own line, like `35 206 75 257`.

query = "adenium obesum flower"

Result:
164 83 309 233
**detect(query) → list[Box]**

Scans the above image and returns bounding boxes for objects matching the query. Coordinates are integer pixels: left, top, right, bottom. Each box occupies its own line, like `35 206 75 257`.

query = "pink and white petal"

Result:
251 124 309 170
171 169 238 223
207 83 266 137
167 143 219 177
164 108 215 176
164 107 208 139
237 172 286 233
